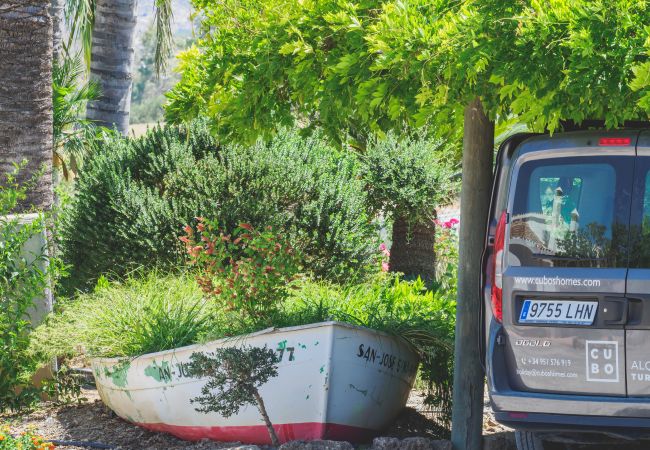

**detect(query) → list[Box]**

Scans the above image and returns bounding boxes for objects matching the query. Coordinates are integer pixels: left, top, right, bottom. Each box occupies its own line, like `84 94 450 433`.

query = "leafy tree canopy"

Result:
165 0 650 144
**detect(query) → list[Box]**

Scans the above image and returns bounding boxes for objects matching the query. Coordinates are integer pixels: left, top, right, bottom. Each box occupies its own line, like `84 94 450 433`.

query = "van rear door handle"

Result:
602 297 628 325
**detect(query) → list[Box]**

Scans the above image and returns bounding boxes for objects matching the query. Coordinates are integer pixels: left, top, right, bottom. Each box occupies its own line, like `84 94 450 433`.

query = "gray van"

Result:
483 130 650 449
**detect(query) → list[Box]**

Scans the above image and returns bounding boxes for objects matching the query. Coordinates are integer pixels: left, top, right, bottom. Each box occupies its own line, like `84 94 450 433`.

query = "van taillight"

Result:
491 211 507 322
599 137 631 146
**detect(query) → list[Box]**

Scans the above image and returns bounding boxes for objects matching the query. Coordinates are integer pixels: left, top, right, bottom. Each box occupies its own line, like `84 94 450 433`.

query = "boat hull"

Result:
91 322 419 444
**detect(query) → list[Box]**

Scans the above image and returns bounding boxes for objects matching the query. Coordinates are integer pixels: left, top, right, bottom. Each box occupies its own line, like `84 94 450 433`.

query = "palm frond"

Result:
154 0 174 76
64 0 95 68
53 52 104 175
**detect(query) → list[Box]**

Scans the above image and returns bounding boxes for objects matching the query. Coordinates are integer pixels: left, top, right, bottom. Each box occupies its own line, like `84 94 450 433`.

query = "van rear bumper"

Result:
492 390 650 433
494 410 650 441
492 390 650 418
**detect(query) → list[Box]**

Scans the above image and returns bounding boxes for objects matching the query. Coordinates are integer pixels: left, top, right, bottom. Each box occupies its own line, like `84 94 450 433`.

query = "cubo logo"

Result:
586 341 619 383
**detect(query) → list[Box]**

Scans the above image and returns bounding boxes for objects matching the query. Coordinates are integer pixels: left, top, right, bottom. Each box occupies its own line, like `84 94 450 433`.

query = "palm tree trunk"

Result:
389 214 436 284
0 1 54 212
86 0 137 135
50 0 64 62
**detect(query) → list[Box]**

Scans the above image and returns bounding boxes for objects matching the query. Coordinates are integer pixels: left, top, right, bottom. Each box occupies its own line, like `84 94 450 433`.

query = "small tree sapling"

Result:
188 345 281 446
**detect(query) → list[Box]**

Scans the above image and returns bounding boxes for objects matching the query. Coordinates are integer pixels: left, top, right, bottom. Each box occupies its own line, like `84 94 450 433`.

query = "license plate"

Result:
519 300 597 325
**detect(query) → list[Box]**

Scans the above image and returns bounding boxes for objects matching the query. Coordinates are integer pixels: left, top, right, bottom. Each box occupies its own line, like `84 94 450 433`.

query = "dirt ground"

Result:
3 387 650 449
1 389 455 450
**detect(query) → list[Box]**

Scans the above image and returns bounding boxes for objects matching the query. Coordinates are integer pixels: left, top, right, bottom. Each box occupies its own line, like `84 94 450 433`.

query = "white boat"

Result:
91 321 419 445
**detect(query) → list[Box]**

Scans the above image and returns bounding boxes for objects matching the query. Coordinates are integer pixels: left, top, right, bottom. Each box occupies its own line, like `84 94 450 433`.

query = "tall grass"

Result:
33 271 456 424
31 272 215 359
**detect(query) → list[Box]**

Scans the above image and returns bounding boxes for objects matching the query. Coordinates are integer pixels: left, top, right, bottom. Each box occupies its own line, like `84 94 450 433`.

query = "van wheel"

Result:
515 430 545 450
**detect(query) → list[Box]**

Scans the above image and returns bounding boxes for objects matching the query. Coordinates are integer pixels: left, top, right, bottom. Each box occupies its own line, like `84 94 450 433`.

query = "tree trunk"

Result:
0 1 54 212
451 98 494 450
389 214 436 284
50 0 64 62
253 389 280 447
86 0 137 135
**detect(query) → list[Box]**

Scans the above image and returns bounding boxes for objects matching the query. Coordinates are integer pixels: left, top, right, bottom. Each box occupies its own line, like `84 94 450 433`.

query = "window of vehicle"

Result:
509 156 633 268
629 159 650 268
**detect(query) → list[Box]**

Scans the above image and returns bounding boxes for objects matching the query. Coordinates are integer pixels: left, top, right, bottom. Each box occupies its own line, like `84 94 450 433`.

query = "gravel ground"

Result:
2 389 454 450
4 387 650 449
3 390 257 449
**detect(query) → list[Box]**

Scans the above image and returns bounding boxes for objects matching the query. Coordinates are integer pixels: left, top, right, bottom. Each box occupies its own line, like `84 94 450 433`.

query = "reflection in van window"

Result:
510 158 630 268
629 166 650 268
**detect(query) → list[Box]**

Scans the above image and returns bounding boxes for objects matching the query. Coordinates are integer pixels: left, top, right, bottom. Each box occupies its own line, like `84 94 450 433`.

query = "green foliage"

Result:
165 0 419 144
168 128 378 281
53 51 105 177
60 124 376 290
188 346 281 445
42 365 87 406
189 346 279 416
168 0 650 144
450 0 650 130
0 166 59 413
31 272 212 359
183 220 300 328
360 133 458 222
131 25 193 124
434 220 459 295
59 121 220 291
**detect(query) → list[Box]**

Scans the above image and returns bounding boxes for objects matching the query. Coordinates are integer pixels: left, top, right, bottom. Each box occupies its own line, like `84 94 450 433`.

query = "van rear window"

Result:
629 158 650 268
509 156 633 268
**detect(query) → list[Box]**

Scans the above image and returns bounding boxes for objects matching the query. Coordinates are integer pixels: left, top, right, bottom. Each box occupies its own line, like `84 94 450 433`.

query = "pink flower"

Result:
378 243 390 257
381 262 390 272
438 217 459 229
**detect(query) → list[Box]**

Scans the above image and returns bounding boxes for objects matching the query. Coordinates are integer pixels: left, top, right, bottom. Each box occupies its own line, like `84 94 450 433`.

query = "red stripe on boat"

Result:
135 421 376 444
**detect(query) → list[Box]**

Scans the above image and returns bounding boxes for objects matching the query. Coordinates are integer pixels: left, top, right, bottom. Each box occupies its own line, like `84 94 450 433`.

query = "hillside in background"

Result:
136 0 194 41
130 0 194 125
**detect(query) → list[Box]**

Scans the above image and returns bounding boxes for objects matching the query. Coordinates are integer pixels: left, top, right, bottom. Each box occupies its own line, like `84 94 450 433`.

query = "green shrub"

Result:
183 220 300 328
358 132 459 283
0 166 60 412
167 129 377 281
360 133 459 222
188 346 281 446
59 120 219 292
31 272 214 359
61 125 376 291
